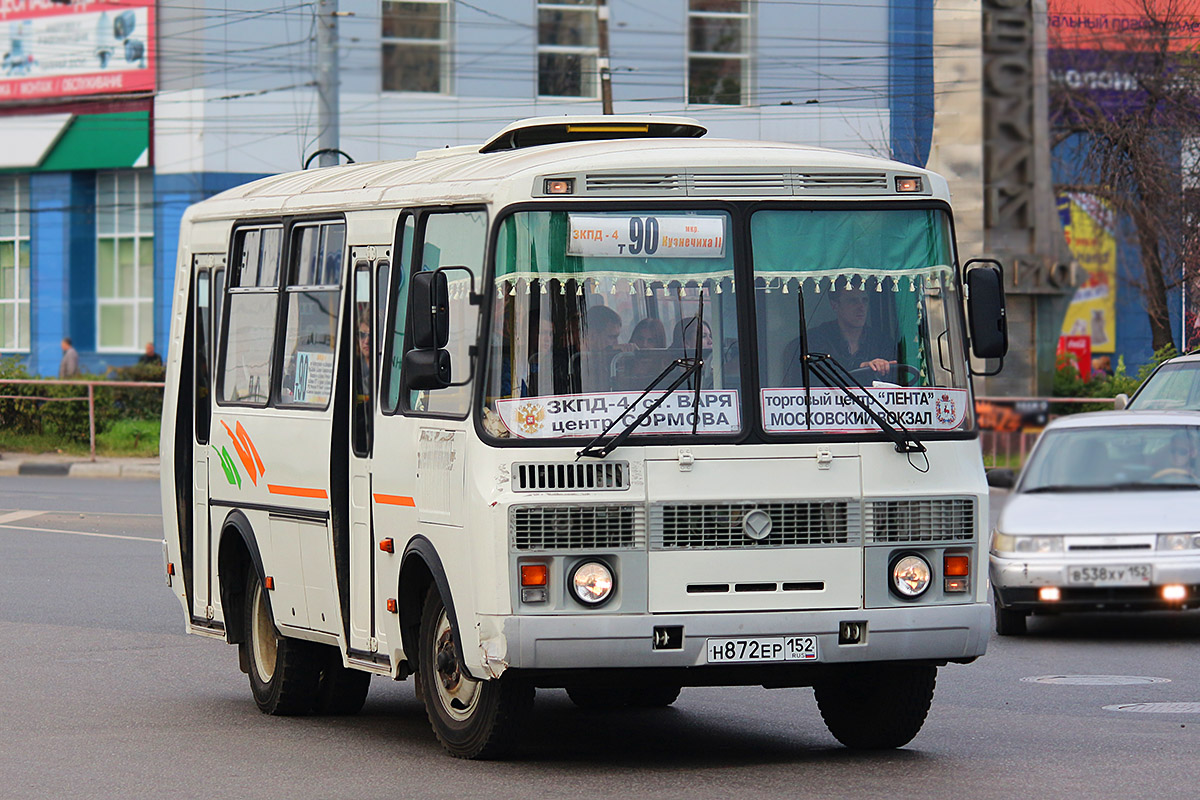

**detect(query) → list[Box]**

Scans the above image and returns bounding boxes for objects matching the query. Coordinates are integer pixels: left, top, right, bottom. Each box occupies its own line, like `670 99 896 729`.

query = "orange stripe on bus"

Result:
373 493 416 507
267 484 328 499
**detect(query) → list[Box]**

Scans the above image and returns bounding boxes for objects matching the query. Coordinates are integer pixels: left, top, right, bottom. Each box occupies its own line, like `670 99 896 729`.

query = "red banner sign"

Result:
0 0 155 102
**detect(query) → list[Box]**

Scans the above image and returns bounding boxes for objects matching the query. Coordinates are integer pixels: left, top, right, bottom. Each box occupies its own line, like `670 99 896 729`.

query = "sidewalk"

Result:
0 451 160 479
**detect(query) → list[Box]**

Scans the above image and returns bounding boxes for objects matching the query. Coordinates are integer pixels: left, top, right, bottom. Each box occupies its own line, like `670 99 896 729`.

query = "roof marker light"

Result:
895 176 923 193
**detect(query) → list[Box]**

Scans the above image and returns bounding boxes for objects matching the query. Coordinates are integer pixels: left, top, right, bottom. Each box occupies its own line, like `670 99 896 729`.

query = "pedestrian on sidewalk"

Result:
59 338 80 379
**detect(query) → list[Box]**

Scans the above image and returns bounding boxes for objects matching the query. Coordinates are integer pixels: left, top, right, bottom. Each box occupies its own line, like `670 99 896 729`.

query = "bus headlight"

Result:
569 561 615 606
891 555 932 598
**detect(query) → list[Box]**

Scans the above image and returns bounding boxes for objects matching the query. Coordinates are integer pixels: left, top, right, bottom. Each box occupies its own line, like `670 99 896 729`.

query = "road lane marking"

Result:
0 523 159 543
0 510 47 525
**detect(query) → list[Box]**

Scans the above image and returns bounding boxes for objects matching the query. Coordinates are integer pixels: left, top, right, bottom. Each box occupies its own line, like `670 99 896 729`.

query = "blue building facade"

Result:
3 0 937 376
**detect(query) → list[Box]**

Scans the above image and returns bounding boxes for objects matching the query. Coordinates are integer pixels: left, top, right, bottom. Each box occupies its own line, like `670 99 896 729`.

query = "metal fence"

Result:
0 378 166 462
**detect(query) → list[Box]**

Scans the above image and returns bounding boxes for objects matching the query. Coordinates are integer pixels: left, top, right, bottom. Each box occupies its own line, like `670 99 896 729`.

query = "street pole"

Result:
597 0 612 114
316 0 340 167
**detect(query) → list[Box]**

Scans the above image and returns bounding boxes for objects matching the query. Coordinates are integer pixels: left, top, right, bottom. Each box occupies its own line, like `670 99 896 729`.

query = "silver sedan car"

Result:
987 411 1200 635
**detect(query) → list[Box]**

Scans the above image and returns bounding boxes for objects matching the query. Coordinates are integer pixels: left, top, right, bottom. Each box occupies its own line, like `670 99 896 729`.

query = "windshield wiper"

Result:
577 300 707 460
792 281 924 455
1023 484 1112 494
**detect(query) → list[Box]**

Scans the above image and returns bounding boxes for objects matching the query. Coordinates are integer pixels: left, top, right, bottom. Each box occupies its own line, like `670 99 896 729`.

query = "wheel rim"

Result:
250 580 277 682
431 608 480 721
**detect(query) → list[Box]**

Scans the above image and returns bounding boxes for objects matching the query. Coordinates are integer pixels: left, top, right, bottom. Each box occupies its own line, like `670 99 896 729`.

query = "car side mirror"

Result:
986 468 1015 489
1113 392 1128 410
410 270 449 350
403 348 451 390
964 260 1008 374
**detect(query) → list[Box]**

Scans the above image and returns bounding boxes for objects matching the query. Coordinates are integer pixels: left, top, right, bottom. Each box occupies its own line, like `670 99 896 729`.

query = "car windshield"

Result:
750 208 972 434
1128 362 1200 410
1020 424 1200 491
481 209 740 440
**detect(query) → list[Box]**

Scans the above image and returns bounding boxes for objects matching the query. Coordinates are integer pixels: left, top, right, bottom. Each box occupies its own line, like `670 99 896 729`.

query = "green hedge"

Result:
1051 344 1177 416
0 356 165 445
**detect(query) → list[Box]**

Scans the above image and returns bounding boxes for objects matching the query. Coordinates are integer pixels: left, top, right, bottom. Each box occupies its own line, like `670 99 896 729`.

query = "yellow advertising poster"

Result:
1058 192 1117 353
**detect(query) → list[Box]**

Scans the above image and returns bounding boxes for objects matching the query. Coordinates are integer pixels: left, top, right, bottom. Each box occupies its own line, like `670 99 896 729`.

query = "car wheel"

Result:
814 663 936 749
243 570 321 715
417 586 533 759
993 589 1028 635
314 646 372 715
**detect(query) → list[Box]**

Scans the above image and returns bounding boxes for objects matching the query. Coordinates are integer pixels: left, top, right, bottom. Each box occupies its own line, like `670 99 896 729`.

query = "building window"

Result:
0 176 30 352
97 170 154 352
688 0 750 105
538 0 598 98
382 0 450 93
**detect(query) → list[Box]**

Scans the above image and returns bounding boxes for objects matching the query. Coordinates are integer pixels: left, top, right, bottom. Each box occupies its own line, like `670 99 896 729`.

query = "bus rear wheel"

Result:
417 586 533 759
314 647 371 715
243 570 320 715
814 663 936 749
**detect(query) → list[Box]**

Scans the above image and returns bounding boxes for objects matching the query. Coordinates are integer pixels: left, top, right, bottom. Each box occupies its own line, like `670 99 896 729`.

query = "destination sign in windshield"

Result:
567 214 726 258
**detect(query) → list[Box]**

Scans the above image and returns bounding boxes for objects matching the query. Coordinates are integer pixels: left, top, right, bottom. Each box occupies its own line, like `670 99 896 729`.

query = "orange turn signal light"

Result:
264 576 275 590
944 555 969 577
386 598 398 613
166 562 175 576
521 564 549 587
379 538 394 553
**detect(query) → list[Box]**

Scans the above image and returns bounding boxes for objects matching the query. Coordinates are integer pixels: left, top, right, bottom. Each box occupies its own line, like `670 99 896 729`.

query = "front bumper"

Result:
990 553 1200 611
490 603 989 673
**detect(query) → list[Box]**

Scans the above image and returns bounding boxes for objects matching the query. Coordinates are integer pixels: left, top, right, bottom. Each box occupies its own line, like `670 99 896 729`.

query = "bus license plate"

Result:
1067 564 1152 586
705 636 818 663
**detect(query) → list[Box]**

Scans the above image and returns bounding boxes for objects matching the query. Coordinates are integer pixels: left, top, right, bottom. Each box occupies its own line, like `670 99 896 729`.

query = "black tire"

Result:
627 686 681 708
566 686 630 709
417 586 533 759
995 604 1028 636
243 570 321 715
814 663 936 749
314 647 372 715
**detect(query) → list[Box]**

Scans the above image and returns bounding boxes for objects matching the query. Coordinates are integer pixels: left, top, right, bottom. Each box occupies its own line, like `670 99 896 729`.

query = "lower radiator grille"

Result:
511 504 645 551
650 501 856 549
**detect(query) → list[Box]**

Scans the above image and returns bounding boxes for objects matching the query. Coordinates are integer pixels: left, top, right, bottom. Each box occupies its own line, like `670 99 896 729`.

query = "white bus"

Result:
161 116 1008 759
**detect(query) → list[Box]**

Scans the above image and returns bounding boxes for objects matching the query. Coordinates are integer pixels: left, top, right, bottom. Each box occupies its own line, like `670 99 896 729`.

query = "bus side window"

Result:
277 222 345 408
219 226 282 406
352 262 372 457
381 215 414 414
195 268 211 444
408 209 486 417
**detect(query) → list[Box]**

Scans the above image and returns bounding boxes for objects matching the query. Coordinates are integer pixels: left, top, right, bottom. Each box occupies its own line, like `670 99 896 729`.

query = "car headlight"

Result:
891 554 932 598
991 533 1062 554
1157 533 1200 551
569 561 615 606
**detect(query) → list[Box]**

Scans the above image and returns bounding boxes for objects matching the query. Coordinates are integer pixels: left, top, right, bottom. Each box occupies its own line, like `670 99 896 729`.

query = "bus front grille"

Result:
865 498 976 542
511 504 645 551
511 461 629 492
650 501 857 549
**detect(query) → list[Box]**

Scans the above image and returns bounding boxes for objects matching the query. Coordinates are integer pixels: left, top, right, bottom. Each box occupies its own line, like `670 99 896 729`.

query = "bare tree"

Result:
1049 0 1200 350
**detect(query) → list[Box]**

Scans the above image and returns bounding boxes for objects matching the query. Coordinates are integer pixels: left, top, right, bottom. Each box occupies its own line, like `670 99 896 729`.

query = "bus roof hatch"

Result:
479 115 707 153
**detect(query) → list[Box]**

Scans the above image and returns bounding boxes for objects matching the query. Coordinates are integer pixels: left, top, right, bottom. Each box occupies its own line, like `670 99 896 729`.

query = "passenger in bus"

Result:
670 318 713 352
783 282 899 385
628 317 666 350
579 305 626 391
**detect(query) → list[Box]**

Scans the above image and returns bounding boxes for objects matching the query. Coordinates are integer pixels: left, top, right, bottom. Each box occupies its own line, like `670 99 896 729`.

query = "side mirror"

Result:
1113 392 1128 410
964 259 1008 372
986 468 1015 489
410 270 449 350
403 348 451 390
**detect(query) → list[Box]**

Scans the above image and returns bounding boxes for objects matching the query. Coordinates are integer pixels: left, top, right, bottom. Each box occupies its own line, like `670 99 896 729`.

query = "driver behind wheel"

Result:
782 277 902 385
1152 431 1199 482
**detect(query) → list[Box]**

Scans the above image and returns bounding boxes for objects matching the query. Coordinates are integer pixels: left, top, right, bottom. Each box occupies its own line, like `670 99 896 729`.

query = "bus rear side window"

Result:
277 221 345 408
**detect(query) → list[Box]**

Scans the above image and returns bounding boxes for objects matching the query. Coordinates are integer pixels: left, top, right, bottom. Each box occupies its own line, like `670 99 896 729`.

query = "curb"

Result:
0 459 160 479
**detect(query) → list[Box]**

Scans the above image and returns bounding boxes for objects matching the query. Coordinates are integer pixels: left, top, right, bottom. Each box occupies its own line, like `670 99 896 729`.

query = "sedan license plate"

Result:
705 636 818 663
1067 564 1152 586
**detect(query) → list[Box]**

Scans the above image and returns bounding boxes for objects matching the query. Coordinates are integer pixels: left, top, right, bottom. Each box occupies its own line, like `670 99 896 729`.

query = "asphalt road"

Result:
1 478 1197 799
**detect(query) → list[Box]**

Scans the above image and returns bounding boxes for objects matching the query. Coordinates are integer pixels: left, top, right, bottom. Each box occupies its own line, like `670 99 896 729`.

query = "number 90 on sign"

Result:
705 635 818 663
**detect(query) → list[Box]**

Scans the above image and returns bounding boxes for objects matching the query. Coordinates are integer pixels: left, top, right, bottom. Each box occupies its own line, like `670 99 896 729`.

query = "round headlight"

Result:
892 555 932 598
570 561 615 606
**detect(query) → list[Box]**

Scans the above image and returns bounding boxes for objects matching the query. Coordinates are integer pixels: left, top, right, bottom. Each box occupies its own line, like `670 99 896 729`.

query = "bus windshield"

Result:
480 206 972 442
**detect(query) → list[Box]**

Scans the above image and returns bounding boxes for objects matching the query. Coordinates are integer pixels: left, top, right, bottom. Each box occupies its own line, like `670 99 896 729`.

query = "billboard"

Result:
0 0 155 102
1058 192 1117 353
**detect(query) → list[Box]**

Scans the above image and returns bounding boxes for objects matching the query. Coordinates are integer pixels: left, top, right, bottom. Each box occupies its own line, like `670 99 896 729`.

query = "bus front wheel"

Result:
417 586 533 759
814 663 936 749
243 570 320 715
